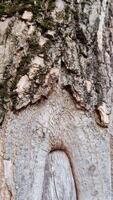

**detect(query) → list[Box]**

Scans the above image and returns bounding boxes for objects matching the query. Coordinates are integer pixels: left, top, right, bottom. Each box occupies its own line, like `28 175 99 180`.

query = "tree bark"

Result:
0 0 113 199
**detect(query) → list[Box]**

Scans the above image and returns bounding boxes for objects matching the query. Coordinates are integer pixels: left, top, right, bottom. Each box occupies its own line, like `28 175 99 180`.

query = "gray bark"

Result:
0 0 113 199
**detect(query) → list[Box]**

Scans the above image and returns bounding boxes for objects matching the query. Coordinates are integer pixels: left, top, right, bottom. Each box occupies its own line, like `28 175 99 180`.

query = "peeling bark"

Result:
0 0 113 199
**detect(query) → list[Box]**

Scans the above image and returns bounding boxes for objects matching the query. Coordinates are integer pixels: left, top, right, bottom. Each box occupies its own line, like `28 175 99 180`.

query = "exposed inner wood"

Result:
110 135 113 198
42 150 77 200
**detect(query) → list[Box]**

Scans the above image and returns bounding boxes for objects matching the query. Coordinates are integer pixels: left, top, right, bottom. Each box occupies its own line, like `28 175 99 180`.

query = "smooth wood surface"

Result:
42 151 77 200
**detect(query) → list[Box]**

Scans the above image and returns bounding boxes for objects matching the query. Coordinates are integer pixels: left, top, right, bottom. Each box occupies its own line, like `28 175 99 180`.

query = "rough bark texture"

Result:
0 0 113 199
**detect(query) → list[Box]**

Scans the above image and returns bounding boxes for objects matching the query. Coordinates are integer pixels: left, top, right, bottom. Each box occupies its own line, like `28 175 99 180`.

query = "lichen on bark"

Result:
0 0 112 128
0 1 113 199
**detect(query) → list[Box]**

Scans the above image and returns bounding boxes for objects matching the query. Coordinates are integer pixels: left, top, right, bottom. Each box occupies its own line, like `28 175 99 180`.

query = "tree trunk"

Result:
0 0 113 199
